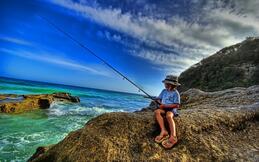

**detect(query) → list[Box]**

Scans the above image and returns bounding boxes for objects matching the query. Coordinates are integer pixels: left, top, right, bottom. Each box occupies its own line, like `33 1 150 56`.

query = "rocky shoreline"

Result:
0 92 80 113
28 85 259 162
4 37 259 161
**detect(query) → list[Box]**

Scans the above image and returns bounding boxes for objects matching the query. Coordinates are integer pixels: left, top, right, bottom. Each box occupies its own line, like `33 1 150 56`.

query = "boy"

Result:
154 75 180 149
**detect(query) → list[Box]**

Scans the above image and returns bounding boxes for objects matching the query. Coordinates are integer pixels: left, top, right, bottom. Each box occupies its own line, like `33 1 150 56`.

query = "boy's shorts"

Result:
163 108 179 117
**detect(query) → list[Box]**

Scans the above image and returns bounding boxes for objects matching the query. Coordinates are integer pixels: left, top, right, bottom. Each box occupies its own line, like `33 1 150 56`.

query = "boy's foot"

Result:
154 131 169 143
162 136 178 149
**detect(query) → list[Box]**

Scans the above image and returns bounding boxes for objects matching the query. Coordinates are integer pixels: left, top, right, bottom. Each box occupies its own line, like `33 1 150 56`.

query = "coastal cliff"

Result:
28 85 259 162
178 37 259 92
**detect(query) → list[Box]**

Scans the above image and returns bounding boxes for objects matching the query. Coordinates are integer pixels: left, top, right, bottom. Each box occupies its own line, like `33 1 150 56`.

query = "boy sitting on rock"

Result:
154 75 180 149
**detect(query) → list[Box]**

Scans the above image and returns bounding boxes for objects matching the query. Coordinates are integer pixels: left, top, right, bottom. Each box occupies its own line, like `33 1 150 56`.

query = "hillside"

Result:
179 37 259 92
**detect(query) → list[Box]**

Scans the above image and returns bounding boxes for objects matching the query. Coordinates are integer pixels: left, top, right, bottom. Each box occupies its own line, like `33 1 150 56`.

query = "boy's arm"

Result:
159 103 180 109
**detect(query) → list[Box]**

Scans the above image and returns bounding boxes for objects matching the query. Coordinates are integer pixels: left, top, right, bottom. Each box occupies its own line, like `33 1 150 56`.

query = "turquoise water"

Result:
0 77 150 161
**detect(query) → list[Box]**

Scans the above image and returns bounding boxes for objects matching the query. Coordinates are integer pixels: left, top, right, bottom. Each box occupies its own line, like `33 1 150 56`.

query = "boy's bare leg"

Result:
154 109 168 137
166 111 177 140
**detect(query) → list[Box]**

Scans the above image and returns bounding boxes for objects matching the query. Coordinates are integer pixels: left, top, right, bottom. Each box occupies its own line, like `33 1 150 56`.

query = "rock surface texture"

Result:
29 86 259 162
0 92 80 113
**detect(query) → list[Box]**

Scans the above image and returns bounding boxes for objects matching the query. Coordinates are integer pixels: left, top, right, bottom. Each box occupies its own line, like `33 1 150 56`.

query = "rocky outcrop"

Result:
178 37 259 92
180 85 259 109
29 86 259 162
0 92 80 113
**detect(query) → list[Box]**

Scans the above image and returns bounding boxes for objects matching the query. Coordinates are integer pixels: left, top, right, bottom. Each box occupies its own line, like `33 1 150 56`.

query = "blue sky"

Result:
0 0 259 95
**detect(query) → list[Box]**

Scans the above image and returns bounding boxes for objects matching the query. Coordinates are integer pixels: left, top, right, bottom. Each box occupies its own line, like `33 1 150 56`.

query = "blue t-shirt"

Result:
158 89 180 105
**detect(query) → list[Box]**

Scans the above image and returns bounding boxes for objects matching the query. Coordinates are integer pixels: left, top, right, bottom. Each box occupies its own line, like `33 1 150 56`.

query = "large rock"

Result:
180 85 259 109
29 86 259 162
0 92 80 113
178 37 259 92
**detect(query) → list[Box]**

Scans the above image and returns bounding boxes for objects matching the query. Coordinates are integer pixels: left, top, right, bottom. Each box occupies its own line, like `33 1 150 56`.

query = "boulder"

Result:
0 92 80 113
28 86 259 162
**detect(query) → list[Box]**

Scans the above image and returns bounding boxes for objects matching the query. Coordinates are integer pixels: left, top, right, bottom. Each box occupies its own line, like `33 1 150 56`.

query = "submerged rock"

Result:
0 92 80 113
29 86 259 162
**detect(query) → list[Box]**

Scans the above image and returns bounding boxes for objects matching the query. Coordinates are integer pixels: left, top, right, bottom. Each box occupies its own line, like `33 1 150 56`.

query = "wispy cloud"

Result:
0 36 33 46
130 49 197 69
96 30 122 43
49 0 259 74
0 48 112 77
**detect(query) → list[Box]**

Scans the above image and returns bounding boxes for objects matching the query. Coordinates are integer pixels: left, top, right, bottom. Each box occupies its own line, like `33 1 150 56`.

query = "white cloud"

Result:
97 30 122 43
206 7 259 38
129 48 200 76
50 0 259 74
0 36 33 46
0 48 112 77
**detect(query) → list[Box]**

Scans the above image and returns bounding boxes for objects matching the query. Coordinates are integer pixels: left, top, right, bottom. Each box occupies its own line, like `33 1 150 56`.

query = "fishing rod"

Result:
38 15 161 105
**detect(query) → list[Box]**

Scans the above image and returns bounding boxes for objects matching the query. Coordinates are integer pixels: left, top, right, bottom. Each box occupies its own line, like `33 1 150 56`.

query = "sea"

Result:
0 77 150 161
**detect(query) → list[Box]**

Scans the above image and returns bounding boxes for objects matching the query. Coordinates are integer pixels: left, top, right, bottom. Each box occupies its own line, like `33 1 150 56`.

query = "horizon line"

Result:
0 75 147 97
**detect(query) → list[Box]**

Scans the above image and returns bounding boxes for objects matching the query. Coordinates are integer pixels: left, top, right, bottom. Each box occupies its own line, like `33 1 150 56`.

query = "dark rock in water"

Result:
29 86 259 162
27 145 54 162
38 99 51 109
52 92 80 103
0 92 80 113
178 37 259 92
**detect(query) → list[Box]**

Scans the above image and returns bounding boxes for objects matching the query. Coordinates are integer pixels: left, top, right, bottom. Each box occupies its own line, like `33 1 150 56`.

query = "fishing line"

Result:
38 15 160 105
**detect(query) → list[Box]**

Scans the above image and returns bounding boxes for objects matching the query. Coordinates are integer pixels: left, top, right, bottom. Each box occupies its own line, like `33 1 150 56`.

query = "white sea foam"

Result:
48 102 125 117
0 77 150 161
87 106 124 114
48 107 66 116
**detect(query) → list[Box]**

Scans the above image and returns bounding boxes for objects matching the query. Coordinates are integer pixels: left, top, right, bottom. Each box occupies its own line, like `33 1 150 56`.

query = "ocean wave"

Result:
0 131 65 162
47 102 125 117
0 77 150 161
